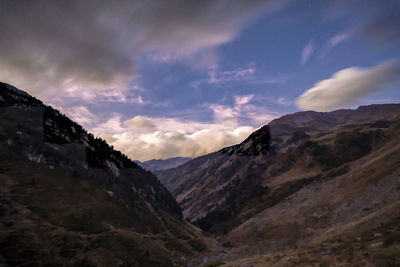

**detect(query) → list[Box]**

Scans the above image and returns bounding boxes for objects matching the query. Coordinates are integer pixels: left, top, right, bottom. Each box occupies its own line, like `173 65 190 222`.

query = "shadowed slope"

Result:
0 82 215 266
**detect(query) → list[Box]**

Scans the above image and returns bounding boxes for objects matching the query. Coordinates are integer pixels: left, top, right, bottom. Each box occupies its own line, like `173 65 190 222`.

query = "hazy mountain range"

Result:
136 157 192 172
1 82 400 266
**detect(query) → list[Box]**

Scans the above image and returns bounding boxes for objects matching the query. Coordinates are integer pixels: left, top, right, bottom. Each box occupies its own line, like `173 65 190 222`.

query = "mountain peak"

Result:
221 125 270 156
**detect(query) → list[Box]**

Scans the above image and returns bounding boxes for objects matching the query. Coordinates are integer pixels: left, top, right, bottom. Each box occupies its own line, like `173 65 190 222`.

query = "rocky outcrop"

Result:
221 125 270 156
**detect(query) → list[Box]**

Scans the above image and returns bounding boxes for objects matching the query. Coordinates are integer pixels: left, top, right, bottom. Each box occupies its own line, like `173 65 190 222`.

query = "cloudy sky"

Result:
1 0 399 161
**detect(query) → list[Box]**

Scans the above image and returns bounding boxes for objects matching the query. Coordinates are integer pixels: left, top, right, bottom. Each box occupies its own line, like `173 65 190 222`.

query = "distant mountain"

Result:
0 82 212 266
138 157 192 171
157 103 400 265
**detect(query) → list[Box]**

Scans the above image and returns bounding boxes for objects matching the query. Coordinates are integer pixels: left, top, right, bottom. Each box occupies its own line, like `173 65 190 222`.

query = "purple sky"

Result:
1 0 399 160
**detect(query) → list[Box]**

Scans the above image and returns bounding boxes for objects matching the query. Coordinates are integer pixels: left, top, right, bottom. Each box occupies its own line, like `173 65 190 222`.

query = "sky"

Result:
1 0 399 161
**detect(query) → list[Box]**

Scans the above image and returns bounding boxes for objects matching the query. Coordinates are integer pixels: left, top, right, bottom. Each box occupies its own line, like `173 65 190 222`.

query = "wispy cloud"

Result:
319 32 351 58
191 63 287 88
300 39 314 65
147 48 221 72
329 32 351 47
208 65 256 85
297 60 400 111
55 106 100 128
235 94 254 105
60 86 146 104
276 97 292 106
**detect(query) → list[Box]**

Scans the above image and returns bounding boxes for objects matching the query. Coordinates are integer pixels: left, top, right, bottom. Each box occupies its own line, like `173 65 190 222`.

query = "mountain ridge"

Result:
157 102 400 265
0 82 215 266
157 103 400 228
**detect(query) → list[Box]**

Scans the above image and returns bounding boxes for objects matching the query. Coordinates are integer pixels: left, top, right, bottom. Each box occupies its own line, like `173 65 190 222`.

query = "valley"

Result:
1 82 399 266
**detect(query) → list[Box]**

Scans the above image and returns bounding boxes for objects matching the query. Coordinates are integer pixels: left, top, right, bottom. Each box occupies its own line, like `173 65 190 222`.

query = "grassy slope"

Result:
217 121 400 266
159 105 400 266
0 105 217 266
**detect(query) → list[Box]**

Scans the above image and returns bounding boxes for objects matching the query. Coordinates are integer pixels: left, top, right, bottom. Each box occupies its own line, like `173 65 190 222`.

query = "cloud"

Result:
191 63 286 88
297 60 400 111
148 48 220 71
124 116 156 132
94 115 257 161
300 39 314 65
362 12 400 45
323 0 400 46
319 32 351 58
276 97 292 106
209 104 239 126
61 94 280 161
56 86 145 104
0 0 287 97
235 94 254 105
56 106 100 128
328 33 351 48
208 65 256 84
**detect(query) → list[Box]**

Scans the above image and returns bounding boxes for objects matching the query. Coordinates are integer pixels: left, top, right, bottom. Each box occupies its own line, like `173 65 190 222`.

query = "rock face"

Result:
157 103 400 237
0 82 211 266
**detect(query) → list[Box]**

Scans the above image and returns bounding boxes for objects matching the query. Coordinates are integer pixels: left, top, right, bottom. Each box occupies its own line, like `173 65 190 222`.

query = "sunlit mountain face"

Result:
0 0 399 162
1 1 400 266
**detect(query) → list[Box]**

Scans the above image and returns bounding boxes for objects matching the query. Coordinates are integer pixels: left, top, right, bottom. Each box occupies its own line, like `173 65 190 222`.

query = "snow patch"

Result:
107 190 114 197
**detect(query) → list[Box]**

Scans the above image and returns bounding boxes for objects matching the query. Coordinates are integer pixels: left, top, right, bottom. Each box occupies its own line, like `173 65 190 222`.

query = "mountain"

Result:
3 81 400 266
157 103 400 265
0 82 215 266
138 157 192 172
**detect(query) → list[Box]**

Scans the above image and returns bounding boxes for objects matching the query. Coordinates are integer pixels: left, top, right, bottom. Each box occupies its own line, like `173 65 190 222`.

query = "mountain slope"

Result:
157 103 400 265
157 104 400 232
0 82 215 266
222 131 400 266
